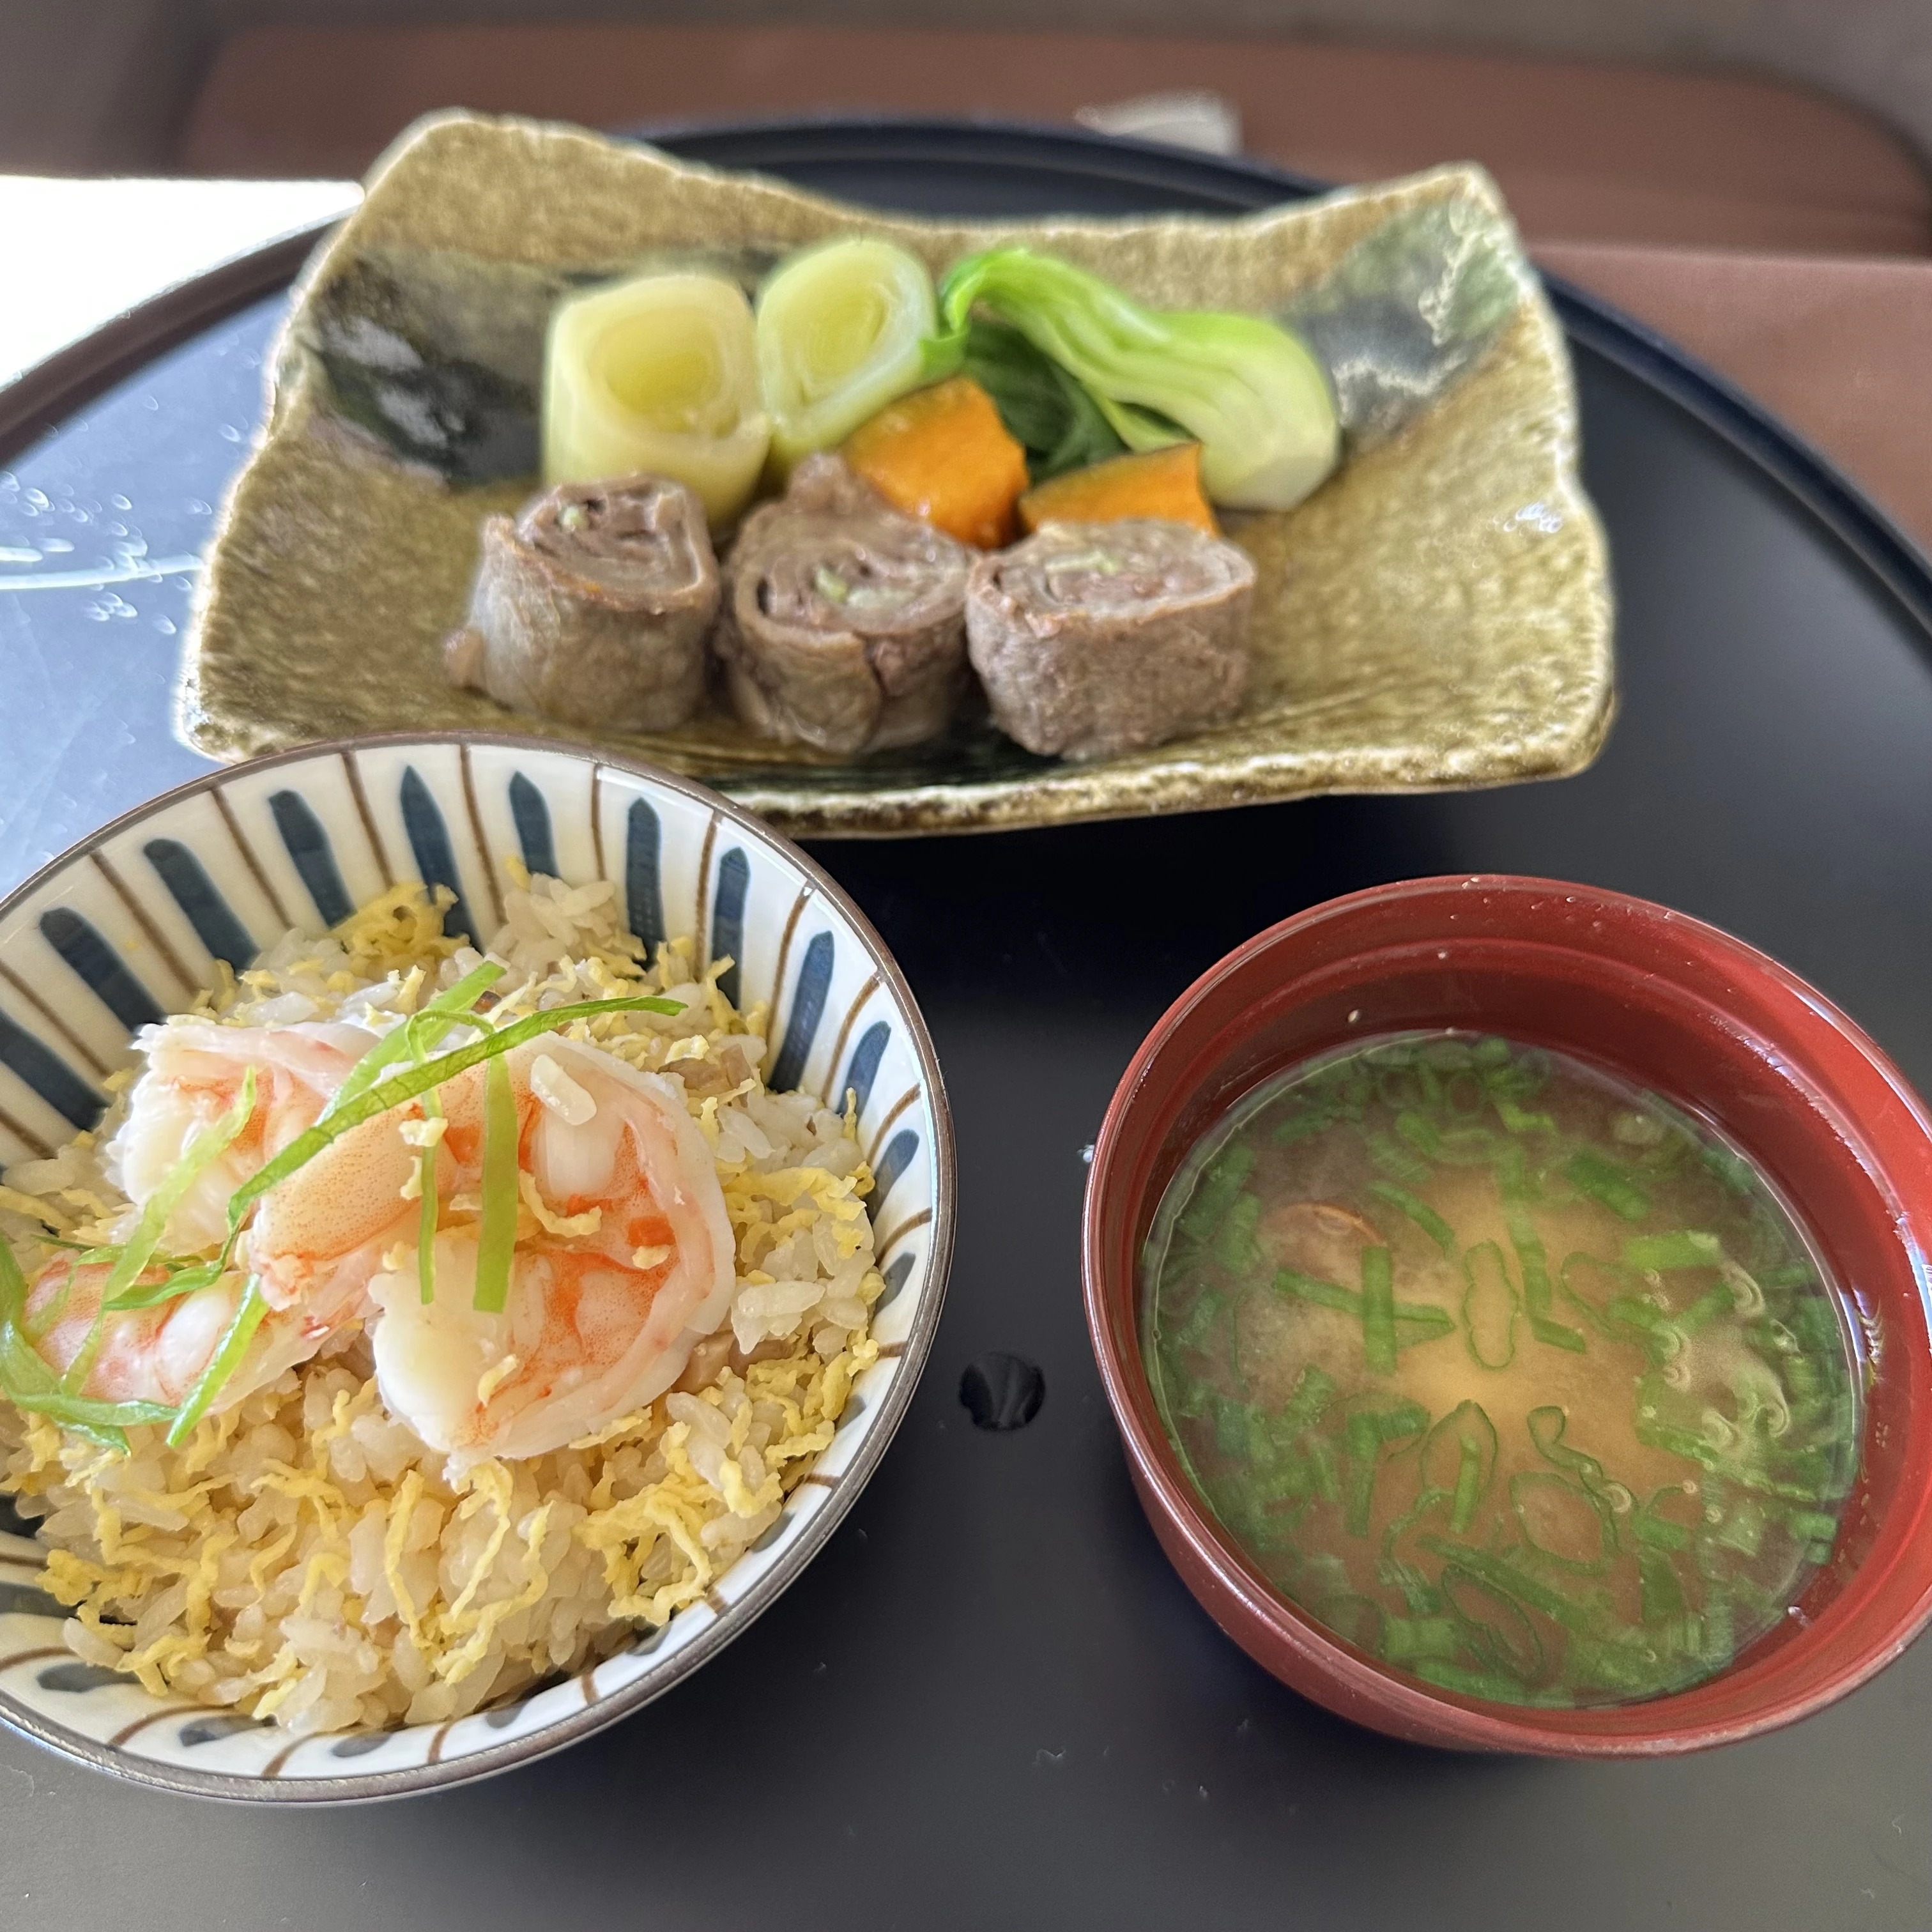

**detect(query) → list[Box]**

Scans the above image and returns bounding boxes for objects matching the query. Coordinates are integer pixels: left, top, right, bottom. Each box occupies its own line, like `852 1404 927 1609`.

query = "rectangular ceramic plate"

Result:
178 111 1614 838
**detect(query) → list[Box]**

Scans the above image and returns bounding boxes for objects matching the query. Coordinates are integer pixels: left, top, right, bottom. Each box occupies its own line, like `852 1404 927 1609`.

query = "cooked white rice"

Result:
0 866 882 1736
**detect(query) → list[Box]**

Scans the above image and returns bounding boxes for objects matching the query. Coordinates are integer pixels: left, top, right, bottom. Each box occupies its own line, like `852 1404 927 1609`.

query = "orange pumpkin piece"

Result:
1017 443 1218 537
841 376 1029 549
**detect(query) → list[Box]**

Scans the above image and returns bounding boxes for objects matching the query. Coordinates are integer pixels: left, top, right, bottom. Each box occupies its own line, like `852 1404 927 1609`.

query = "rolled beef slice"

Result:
445 473 718 733
716 454 972 755
965 519 1257 760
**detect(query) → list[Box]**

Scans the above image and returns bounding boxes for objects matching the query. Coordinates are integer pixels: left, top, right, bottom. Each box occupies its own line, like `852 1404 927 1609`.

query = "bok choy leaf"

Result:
932 248 1338 510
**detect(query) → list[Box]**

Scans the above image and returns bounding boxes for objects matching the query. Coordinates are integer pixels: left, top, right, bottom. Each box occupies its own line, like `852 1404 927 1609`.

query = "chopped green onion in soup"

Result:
1140 1031 1862 1709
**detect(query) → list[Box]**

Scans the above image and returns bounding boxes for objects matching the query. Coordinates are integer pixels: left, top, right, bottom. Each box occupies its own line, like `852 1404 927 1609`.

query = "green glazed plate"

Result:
178 111 1614 838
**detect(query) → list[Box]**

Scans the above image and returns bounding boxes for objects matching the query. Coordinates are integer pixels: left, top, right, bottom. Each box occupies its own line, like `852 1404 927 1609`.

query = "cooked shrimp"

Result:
25 1016 416 1418
108 1019 378 1253
1258 1199 1383 1284
369 1038 735 1470
22 1259 339 1414
241 1108 418 1323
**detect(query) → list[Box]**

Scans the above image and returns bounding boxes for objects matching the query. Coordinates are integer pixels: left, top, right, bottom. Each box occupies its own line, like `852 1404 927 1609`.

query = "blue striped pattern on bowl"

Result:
0 733 953 1801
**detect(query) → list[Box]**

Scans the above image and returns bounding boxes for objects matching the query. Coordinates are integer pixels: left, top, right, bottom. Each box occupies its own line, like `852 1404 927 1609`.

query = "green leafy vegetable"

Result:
1280 1363 1337 1434
1638 1547 1685 1623
932 247 1338 510
1343 1399 1427 1535
1366 1130 1430 1187
1381 1615 1464 1667
1169 1289 1225 1353
959 319 1125 480
1211 1192 1262 1273
1422 1538 1594 1633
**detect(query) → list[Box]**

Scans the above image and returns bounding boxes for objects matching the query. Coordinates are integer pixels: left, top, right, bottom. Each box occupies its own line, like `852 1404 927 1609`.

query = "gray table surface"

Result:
4 225 1932 1927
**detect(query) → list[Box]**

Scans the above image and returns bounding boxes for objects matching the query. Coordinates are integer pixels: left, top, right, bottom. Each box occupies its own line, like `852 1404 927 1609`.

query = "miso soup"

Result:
1142 1031 1864 1708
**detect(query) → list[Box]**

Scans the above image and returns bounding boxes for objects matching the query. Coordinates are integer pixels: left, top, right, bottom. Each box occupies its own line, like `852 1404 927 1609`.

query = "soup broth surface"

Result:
1142 1031 1863 1708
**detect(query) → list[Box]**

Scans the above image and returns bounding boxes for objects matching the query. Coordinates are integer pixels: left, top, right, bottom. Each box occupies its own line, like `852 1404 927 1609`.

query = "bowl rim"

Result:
1082 871 1932 1755
0 728 957 1802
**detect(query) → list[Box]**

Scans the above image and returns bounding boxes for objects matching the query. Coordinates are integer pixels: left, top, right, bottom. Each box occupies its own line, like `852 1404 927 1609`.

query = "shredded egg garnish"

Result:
476 1355 521 1405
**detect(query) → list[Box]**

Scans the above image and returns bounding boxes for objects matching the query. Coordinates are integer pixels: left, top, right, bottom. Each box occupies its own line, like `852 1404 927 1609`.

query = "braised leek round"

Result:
756 237 939 475
543 271 770 524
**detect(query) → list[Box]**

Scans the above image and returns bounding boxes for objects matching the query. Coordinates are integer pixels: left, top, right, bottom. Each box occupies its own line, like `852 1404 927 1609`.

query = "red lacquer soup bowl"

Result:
1082 875 1932 1754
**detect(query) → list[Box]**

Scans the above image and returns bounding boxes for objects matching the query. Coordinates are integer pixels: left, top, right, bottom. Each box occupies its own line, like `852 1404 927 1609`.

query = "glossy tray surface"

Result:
2 121 1930 1929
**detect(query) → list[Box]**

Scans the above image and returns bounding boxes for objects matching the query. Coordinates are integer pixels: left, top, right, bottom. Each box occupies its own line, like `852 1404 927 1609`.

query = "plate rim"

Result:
0 725 958 1804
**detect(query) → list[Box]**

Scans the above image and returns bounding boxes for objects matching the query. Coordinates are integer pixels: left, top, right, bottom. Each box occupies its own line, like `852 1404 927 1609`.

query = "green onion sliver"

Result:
1419 1537 1592 1632
472 1051 519 1315
0 1346 172 1430
1366 1181 1455 1257
223 993 680 1238
1178 1144 1255 1242
0 1241 171 1450
321 960 506 1121
1421 1402 1498 1535
165 1278 268 1447
1461 1241 1519 1369
1624 1230 1723 1273
1564 1151 1650 1223
1360 1246 1397 1374
100 1257 229 1314
1274 1266 1453 1346
1503 1192 1588 1354
0 1232 31 1332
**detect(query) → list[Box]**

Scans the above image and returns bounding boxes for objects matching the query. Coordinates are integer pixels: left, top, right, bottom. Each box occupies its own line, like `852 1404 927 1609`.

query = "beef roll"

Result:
965 519 1257 760
716 455 972 756
445 473 718 733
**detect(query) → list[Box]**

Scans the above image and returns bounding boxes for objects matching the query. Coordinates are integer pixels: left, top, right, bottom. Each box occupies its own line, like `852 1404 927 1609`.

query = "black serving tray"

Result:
3 121 1931 1930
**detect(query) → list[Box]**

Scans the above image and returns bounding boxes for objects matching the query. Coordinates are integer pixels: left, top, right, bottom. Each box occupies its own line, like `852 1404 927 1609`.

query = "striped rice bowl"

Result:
0 866 883 1737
